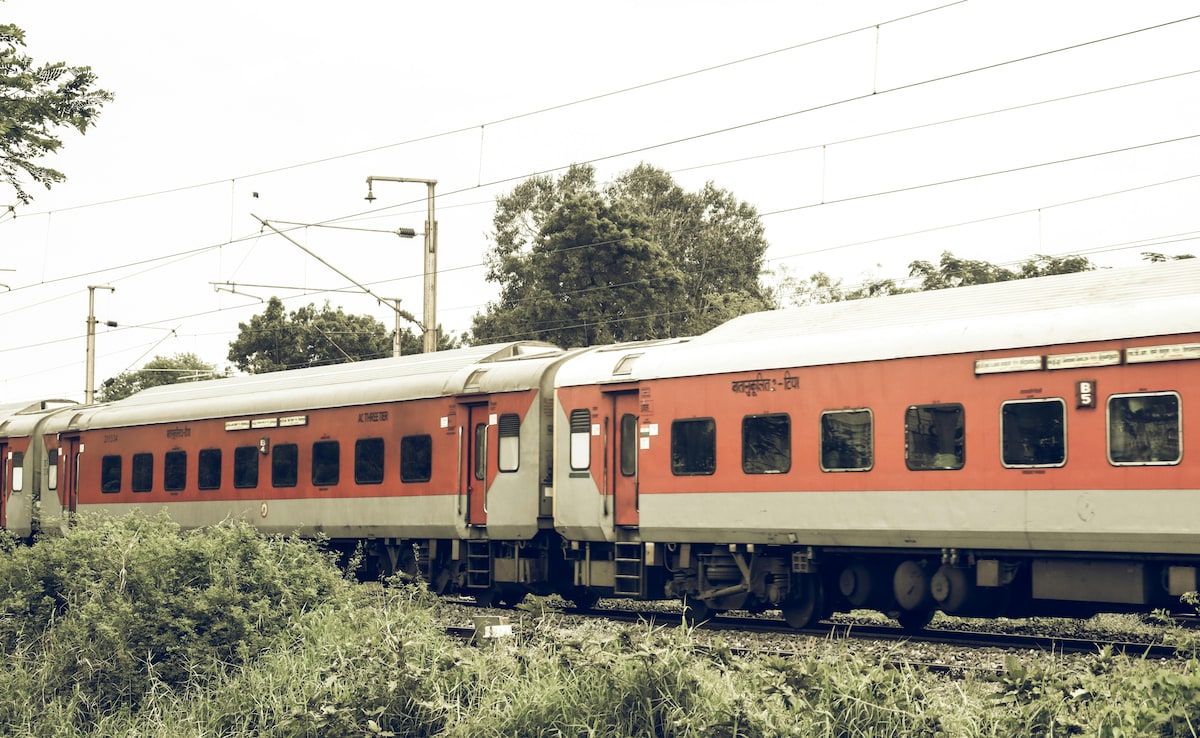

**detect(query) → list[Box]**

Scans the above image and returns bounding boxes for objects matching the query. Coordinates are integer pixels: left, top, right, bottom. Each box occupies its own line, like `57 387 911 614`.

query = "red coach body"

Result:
554 259 1200 625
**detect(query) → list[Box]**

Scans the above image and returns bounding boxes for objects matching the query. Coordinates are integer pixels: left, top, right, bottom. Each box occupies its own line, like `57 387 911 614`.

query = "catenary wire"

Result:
5 12 1195 282
1 1 969 219
3 11 1198 365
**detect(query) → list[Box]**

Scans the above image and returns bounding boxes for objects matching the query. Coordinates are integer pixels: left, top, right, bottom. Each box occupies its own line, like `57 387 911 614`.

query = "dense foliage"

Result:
96 352 218 402
472 164 773 347
908 251 1095 291
0 514 345 728
2 517 1200 736
780 251 1097 306
226 297 394 372
0 20 113 204
227 297 461 373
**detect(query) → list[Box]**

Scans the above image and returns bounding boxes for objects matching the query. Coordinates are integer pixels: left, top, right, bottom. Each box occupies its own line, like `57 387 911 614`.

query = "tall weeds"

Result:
3 515 1200 737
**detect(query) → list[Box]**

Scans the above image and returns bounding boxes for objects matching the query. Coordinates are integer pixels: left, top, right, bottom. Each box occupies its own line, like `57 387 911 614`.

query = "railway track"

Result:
590 607 1192 660
447 598 1198 664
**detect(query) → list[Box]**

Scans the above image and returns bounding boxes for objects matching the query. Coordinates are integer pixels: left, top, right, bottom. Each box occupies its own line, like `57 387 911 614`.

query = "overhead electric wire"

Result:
670 67 1200 176
5 160 1199 357
6 10 1195 255
765 133 1200 216
766 172 1200 263
405 12 1200 213
1 1 969 219
3 9 1198 363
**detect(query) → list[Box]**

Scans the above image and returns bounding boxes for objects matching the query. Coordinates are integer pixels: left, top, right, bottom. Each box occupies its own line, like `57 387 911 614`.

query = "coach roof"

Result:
556 258 1200 386
62 341 562 430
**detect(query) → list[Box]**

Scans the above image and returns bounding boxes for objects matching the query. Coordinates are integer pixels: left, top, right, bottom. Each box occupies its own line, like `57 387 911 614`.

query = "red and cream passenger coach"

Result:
2 259 1199 629
554 259 1200 627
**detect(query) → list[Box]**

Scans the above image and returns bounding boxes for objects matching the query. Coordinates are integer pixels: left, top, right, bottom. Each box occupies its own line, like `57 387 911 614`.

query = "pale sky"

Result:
2 1 1198 401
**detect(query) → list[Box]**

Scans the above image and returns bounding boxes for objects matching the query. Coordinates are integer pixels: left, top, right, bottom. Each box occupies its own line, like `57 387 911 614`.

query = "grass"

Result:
3 515 1200 736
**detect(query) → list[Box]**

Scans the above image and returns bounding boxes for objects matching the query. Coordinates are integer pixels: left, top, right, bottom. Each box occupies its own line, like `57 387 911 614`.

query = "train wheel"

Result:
892 559 934 613
782 574 825 629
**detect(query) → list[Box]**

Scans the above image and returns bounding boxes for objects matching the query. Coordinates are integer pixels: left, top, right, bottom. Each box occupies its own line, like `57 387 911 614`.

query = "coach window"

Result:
400 434 432 483
1108 392 1181 465
233 446 259 489
312 440 340 487
743 414 790 474
132 453 154 492
620 414 638 477
272 443 298 487
9 452 24 492
100 454 120 493
198 449 221 490
820 409 874 472
672 418 716 476
905 403 965 471
164 450 187 492
473 424 488 481
11 452 22 493
355 438 385 484
498 413 520 472
569 409 592 471
1001 399 1066 468
47 448 59 490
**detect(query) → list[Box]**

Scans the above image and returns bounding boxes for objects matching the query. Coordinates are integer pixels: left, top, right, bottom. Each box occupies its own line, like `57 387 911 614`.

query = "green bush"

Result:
4 514 1200 738
985 646 1200 737
201 583 456 738
0 512 347 728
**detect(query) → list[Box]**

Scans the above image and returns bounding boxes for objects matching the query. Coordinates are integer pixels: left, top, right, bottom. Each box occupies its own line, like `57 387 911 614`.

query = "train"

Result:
2 257 1198 629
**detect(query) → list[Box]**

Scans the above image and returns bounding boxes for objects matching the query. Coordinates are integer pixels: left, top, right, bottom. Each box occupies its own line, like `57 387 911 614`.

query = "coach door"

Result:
462 403 489 526
60 436 82 514
608 390 640 527
0 442 7 527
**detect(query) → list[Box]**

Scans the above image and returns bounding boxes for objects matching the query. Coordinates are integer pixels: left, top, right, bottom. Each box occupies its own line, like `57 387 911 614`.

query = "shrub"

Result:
0 512 347 727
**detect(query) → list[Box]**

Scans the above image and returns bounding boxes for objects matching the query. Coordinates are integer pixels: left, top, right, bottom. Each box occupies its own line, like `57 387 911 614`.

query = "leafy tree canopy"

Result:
227 297 459 373
471 163 773 347
0 20 113 204
227 297 390 373
1141 251 1195 262
907 252 1094 291
606 164 774 335
98 352 218 403
772 266 905 307
778 252 1096 306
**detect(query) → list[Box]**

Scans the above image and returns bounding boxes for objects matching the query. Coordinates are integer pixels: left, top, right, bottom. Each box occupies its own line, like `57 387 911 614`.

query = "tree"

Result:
473 163 773 344
98 353 217 403
395 324 462 354
227 298 392 373
772 264 906 307
1142 251 1195 262
606 164 774 334
778 252 1095 306
907 252 1020 291
226 297 458 373
472 191 683 347
0 21 113 204
907 251 1094 291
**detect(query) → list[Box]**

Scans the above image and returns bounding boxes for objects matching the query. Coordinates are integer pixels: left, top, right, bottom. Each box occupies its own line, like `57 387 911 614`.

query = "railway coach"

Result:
1 341 579 606
0 399 79 538
553 258 1200 628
